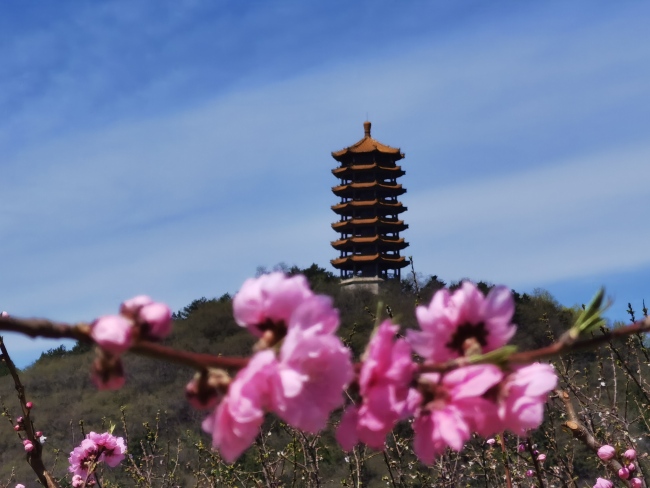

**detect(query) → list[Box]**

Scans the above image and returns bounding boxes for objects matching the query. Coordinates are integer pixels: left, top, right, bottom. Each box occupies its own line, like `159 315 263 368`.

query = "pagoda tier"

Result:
331 217 408 233
332 181 406 199
330 121 410 281
332 163 405 180
331 199 407 216
331 236 408 251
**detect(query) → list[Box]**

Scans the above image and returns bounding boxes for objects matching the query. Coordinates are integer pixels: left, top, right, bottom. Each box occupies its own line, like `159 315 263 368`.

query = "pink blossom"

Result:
71 475 84 487
526 470 534 477
23 440 34 452
412 365 503 464
15 484 25 488
69 432 125 477
597 445 616 461
86 432 126 467
232 273 314 337
631 478 643 488
625 448 637 460
335 321 415 450
91 315 134 354
497 363 557 435
271 327 353 433
36 431 43 437
288 294 339 335
486 438 496 445
69 438 98 477
618 467 630 480
593 479 613 488
25 401 33 409
138 302 173 339
407 282 516 362
202 350 277 463
0 311 9 317
629 463 636 472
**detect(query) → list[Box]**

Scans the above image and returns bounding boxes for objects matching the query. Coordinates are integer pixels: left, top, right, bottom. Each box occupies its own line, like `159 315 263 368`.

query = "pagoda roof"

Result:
332 181 406 197
331 254 410 269
331 199 406 215
331 236 408 251
332 122 404 161
332 163 405 178
331 217 408 232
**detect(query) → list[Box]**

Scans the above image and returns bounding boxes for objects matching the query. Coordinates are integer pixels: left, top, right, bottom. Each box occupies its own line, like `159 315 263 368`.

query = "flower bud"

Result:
624 449 637 460
537 453 546 462
628 463 636 472
526 470 534 477
185 369 229 410
23 440 34 452
120 295 153 318
618 467 630 480
91 315 134 354
597 445 616 461
518 443 526 452
91 352 126 390
35 431 42 437
13 425 21 431
0 311 9 317
486 438 495 446
593 479 613 488
16 416 23 423
138 302 173 340
25 402 33 409
630 478 643 488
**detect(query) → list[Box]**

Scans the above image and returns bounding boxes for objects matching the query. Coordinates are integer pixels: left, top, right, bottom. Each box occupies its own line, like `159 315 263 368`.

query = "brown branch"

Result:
556 389 627 481
421 316 650 373
0 337 61 488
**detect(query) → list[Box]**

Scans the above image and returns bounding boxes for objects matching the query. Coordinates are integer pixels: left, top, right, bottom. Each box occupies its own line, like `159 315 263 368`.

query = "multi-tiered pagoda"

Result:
330 121 409 286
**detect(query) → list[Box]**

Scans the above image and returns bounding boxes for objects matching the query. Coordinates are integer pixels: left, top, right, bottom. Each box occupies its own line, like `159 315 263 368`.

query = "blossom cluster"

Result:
68 431 126 486
596 445 642 486
90 295 172 389
200 273 354 462
193 275 558 464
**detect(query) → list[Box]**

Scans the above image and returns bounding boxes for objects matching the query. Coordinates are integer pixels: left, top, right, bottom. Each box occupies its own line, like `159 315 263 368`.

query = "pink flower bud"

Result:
631 478 643 488
537 453 546 462
23 440 34 452
518 443 526 452
629 463 636 472
618 467 630 480
120 295 153 318
625 449 637 460
16 416 23 423
35 431 42 437
593 479 613 488
597 445 616 461
0 311 9 317
25 402 33 409
16 484 26 488
91 315 134 354
526 470 534 477
13 425 21 431
138 302 173 339
486 438 496 445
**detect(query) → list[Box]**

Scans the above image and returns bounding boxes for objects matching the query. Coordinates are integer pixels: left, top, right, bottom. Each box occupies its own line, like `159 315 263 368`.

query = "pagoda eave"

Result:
331 219 408 233
331 236 408 251
331 255 410 270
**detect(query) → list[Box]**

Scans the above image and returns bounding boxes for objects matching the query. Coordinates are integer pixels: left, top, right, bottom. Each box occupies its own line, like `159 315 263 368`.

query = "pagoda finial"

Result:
363 121 371 138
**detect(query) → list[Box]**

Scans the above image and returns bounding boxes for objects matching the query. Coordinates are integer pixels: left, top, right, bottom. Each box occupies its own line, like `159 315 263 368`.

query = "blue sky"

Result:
1 1 649 367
